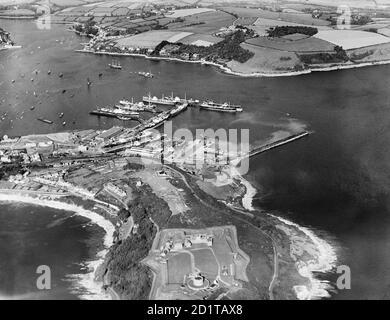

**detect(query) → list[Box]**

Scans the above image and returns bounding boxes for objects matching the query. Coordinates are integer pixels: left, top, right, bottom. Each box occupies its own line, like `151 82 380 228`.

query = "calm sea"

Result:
1 20 390 299
0 203 104 299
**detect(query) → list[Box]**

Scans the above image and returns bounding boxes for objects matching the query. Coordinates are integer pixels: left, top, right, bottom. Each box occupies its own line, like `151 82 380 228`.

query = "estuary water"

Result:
1 20 390 299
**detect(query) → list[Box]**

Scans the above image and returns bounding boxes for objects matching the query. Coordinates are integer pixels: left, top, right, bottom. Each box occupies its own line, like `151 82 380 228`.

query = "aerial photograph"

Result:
1 0 390 306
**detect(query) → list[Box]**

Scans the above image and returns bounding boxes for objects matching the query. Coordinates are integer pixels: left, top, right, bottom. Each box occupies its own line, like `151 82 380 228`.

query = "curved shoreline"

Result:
236 173 337 300
76 48 390 77
0 193 115 300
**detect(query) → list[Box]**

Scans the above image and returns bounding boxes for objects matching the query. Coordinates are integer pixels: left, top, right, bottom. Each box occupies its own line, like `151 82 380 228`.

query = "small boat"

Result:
87 78 92 86
59 73 63 78
62 121 66 126
30 106 35 110
37 118 53 124
48 70 51 75
109 59 122 70
11 79 15 83
98 73 103 77
62 89 66 94
59 112 64 118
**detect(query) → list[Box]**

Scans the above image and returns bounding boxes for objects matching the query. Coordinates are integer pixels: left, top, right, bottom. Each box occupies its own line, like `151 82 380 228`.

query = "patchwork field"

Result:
246 36 336 53
115 30 192 48
167 10 235 34
166 8 215 18
348 41 390 62
251 17 332 36
223 6 331 26
313 30 390 50
179 33 221 46
167 252 192 284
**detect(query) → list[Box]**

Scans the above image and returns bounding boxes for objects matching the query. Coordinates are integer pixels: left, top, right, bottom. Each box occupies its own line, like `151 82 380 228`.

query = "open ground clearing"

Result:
313 30 390 50
165 8 215 18
250 17 332 36
223 7 331 26
348 41 390 62
115 30 190 48
246 36 335 53
227 43 302 74
167 10 235 34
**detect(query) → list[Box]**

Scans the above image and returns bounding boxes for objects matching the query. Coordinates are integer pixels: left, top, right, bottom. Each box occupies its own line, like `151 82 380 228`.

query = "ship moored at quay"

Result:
142 93 243 112
90 107 141 121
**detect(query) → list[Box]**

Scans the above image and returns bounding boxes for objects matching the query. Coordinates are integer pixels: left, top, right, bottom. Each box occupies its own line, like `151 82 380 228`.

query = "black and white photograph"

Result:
0 0 389 307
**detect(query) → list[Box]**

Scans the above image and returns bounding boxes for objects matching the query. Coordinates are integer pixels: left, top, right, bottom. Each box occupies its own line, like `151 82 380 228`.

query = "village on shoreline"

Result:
63 1 390 77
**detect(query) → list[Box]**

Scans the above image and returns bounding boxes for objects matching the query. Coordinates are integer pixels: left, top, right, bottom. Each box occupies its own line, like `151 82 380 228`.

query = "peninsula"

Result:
0 95 336 300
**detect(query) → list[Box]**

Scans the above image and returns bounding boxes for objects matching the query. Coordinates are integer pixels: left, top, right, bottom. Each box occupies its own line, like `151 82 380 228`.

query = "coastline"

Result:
0 192 115 300
233 171 337 300
0 45 22 51
76 48 390 78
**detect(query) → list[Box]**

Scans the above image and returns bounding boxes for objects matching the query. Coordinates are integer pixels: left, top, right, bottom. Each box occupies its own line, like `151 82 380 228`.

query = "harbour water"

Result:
1 20 390 299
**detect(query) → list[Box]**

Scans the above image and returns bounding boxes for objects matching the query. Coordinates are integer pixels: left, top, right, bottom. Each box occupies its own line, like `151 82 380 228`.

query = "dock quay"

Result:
90 108 143 122
248 131 311 158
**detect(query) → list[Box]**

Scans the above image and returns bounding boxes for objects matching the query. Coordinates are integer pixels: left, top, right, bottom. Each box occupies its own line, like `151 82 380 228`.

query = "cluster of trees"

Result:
0 28 13 45
267 26 318 37
123 161 144 171
105 185 172 299
334 45 349 61
299 45 349 64
74 20 98 36
351 14 372 25
206 30 254 63
0 164 22 180
153 30 254 64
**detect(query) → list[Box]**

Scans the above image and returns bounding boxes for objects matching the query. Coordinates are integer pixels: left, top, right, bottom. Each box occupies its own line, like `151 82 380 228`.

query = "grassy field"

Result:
167 252 192 284
0 9 35 16
223 6 330 26
192 248 219 279
212 236 234 271
246 36 335 53
348 41 390 62
167 10 235 34
314 30 390 50
50 0 87 6
115 30 189 48
166 8 215 18
251 17 332 36
227 43 303 74
179 33 222 46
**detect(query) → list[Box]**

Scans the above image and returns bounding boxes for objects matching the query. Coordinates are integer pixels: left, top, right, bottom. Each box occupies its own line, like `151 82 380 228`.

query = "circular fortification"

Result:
187 276 210 291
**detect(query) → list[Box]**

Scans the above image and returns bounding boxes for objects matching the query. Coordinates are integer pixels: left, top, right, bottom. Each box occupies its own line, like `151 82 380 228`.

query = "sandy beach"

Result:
0 192 115 300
